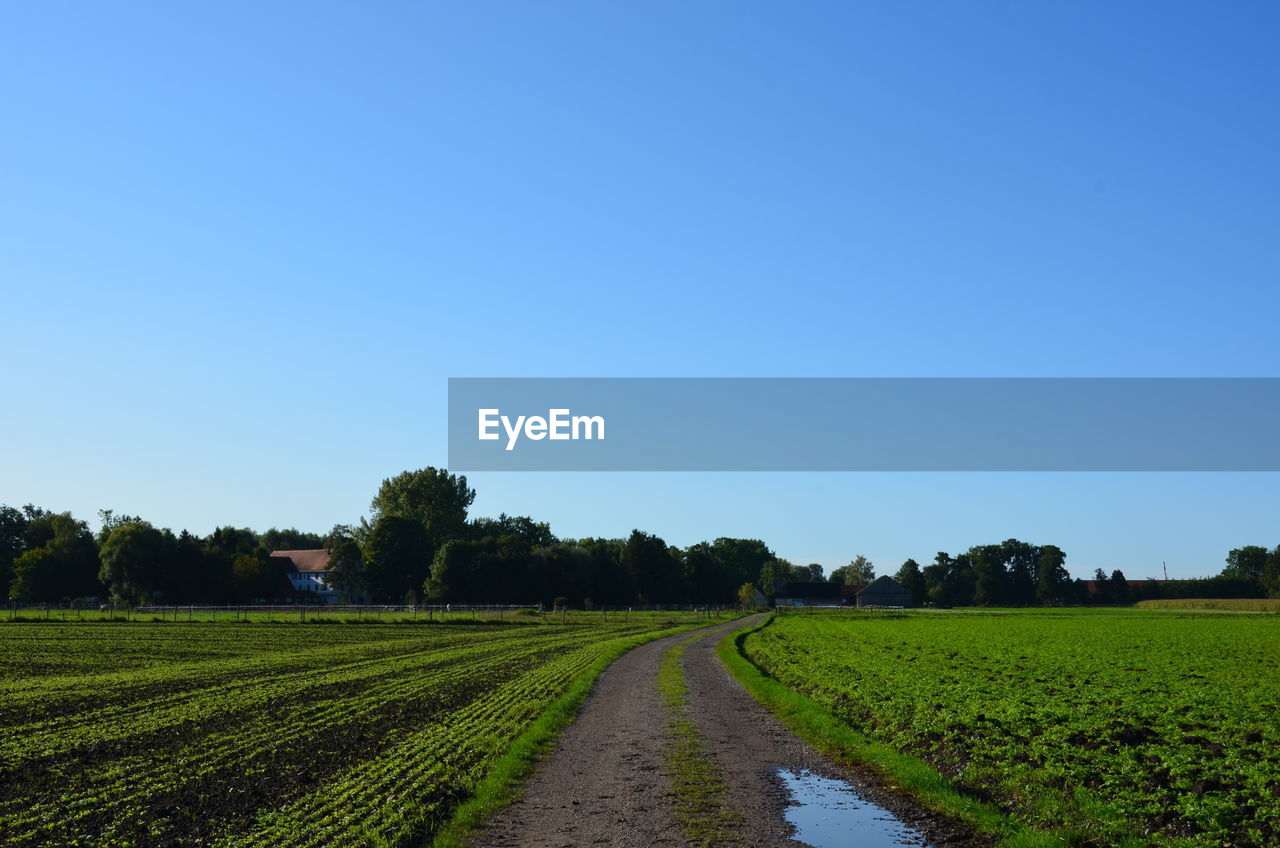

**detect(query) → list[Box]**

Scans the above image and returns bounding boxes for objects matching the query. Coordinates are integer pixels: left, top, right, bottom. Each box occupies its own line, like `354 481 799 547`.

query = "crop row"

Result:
0 628 557 766
0 621 680 847
220 640 612 847
0 637 568 844
0 621 427 680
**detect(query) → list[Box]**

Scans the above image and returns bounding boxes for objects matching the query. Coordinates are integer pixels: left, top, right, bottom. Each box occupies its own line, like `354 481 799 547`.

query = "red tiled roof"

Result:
270 549 331 573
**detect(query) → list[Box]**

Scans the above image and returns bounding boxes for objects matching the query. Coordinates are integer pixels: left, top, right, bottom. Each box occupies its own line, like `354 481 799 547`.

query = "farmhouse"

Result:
775 575 912 608
269 549 337 602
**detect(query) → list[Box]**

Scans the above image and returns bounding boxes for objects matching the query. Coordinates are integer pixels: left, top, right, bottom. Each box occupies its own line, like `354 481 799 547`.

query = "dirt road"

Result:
469 615 982 848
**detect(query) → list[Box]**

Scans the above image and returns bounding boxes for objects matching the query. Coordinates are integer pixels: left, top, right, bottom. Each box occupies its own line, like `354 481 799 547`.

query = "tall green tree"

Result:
168 530 209 602
710 538 775 598
325 525 366 603
468 513 553 547
260 527 325 551
970 544 1009 606
922 552 951 606
922 551 976 606
425 538 476 602
0 505 32 601
1001 538 1041 605
1036 544 1070 605
1263 546 1280 598
205 526 261 559
681 542 723 602
577 537 630 605
894 558 926 606
1108 569 1130 604
9 511 100 602
534 542 595 606
843 555 876 585
1223 545 1269 582
363 515 434 603
758 557 793 602
788 562 823 582
231 551 277 601
370 468 475 549
98 521 173 604
96 509 143 546
621 530 683 604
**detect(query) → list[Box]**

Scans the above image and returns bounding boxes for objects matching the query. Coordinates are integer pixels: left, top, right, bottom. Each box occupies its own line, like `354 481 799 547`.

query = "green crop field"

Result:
0 618 703 848
742 609 1280 847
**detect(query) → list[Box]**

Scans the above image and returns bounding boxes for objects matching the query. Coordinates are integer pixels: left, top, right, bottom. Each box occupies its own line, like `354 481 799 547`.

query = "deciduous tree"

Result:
844 555 876 585
363 515 433 603
371 468 475 549
98 521 172 604
1223 545 1269 582
894 558 926 606
325 525 366 603
1036 545 1070 605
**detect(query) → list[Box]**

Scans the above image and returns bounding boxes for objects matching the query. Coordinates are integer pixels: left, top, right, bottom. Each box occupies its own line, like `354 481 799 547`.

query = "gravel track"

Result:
469 615 987 848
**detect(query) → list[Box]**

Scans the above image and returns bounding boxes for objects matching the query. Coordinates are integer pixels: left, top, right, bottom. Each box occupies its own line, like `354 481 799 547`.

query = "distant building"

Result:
855 575 913 608
270 549 336 603
774 581 844 606
775 575 912 608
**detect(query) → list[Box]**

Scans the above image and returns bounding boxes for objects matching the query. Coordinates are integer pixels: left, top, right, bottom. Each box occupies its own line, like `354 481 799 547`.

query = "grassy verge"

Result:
716 616 1068 848
430 622 713 848
658 632 743 847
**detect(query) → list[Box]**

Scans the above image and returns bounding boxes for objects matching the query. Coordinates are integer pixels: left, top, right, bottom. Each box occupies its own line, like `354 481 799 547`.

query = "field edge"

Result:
714 615 1068 848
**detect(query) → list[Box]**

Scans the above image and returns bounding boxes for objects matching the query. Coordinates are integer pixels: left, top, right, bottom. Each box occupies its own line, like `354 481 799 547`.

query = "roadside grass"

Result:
658 632 743 847
431 620 735 848
716 616 1080 848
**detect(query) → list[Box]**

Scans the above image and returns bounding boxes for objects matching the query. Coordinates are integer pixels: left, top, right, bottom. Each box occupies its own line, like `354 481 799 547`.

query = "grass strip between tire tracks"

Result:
658 632 743 847
716 614 1071 848
430 618 735 848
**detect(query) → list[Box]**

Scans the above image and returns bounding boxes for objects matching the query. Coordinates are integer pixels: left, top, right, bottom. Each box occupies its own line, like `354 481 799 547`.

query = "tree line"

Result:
882 539 1070 606
0 505 328 605
0 469 788 607
328 469 785 606
881 540 1278 607
3 468 1275 606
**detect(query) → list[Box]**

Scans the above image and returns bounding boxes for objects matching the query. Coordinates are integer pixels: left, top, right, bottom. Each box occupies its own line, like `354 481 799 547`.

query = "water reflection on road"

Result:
777 768 930 848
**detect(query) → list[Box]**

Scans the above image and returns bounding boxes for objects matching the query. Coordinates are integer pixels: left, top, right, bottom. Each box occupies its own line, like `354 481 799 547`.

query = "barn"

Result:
854 575 912 608
774 575 913 608
773 581 845 606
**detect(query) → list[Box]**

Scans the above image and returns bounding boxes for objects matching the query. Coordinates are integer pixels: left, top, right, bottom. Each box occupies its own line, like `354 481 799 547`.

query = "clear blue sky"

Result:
3 2 1277 579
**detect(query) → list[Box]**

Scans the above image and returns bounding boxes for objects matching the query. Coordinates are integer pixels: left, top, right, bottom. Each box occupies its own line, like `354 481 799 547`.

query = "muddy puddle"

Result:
777 768 930 847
